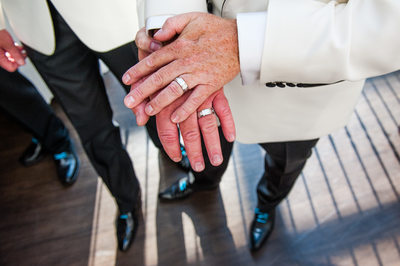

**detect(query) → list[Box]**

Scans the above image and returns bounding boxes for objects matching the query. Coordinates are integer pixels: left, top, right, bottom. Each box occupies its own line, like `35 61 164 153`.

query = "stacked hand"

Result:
0 29 26 72
123 12 240 171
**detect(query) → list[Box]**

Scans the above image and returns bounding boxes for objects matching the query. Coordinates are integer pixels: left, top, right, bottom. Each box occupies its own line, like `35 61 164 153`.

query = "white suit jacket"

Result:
0 0 140 55
144 0 400 143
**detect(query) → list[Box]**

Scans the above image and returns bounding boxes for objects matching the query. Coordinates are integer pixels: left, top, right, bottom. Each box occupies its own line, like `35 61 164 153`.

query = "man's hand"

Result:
156 88 235 171
123 12 240 124
126 22 236 168
0 29 26 72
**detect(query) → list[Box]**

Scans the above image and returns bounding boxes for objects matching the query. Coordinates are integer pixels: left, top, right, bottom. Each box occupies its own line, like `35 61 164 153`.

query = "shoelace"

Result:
255 208 269 224
53 152 68 160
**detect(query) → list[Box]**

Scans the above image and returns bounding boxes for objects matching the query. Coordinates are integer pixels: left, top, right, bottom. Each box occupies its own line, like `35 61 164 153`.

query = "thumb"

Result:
153 13 196 42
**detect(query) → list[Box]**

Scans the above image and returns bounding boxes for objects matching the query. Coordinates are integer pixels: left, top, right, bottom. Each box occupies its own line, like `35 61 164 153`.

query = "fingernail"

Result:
154 29 163 38
145 104 154 115
150 41 162 51
212 154 223 165
172 157 181 162
17 59 25 65
171 114 179 123
21 50 27 54
228 134 235 142
122 74 131 84
194 162 204 172
124 95 135 107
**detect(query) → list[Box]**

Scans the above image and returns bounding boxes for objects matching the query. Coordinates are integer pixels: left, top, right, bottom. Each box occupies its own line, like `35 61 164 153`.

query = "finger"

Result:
124 58 190 109
144 73 194 116
130 100 150 126
15 43 27 59
179 112 205 172
0 50 18 72
213 89 236 142
122 44 176 86
153 13 196 42
138 49 150 61
156 107 182 162
197 106 223 166
171 84 214 123
5 43 25 66
135 27 162 54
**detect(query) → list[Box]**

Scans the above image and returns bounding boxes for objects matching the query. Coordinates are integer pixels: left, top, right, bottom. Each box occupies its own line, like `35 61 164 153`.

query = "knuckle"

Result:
182 129 201 142
164 18 173 28
128 67 140 79
145 56 155 68
200 119 217 134
151 71 164 87
190 94 204 108
133 87 145 99
217 106 231 118
169 82 183 96
136 37 147 50
158 129 178 144
173 38 188 51
179 104 194 118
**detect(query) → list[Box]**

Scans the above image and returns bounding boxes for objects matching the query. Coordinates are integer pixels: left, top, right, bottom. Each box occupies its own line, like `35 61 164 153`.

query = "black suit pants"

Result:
23 4 142 213
0 68 70 154
257 139 319 212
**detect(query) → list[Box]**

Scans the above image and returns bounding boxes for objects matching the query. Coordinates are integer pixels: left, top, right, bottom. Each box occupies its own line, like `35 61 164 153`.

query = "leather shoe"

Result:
53 149 79 185
159 175 194 201
116 211 138 251
116 193 141 251
19 138 46 166
250 208 275 251
158 173 218 201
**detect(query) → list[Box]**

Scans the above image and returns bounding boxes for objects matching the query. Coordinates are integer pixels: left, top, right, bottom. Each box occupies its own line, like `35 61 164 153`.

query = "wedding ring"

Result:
175 76 188 93
197 107 215 119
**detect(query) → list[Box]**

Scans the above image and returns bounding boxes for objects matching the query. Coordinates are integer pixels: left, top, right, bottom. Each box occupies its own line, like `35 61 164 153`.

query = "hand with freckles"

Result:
126 16 237 170
123 12 240 123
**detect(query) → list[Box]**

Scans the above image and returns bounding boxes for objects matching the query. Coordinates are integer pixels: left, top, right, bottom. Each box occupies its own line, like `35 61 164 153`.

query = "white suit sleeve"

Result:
236 12 267 85
261 0 400 83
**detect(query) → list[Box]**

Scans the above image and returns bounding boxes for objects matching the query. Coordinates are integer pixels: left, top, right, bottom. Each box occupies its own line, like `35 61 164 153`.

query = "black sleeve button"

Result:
276 82 285 88
265 82 276 87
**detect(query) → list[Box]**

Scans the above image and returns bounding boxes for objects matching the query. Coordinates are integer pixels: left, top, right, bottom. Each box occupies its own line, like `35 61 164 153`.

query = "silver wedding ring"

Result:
197 107 215 119
175 76 188 93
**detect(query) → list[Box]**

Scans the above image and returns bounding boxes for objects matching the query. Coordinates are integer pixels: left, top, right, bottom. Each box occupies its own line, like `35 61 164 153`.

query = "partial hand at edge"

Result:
0 29 26 72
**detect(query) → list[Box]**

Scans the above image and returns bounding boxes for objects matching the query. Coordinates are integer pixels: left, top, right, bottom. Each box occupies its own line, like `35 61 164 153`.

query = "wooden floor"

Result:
0 71 399 266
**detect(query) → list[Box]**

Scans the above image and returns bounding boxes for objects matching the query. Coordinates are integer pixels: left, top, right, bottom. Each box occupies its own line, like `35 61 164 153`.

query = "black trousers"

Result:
257 139 319 212
23 5 142 213
0 68 70 154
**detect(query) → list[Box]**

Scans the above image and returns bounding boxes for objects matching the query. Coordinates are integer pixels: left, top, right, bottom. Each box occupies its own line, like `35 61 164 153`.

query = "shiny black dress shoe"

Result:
159 175 194 201
116 193 141 252
19 138 47 166
159 174 218 201
53 149 79 185
116 211 138 251
250 208 275 251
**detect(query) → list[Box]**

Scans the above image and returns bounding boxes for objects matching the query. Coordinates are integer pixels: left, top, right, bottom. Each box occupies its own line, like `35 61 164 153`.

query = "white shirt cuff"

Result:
237 12 268 85
146 15 173 35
